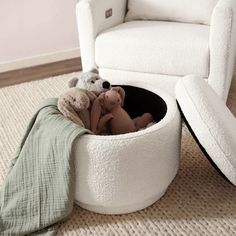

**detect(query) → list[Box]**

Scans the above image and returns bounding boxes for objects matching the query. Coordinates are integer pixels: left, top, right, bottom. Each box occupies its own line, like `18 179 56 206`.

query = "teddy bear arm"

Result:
97 113 114 133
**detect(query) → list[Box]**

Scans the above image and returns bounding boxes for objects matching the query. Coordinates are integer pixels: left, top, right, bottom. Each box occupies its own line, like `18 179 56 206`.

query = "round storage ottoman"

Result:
73 81 181 214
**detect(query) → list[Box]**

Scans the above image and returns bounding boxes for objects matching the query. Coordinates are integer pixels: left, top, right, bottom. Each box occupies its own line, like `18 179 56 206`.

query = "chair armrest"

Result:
76 0 127 72
209 0 236 101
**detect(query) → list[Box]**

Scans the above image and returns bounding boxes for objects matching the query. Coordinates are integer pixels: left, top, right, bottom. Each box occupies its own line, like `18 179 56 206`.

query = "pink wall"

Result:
0 0 79 63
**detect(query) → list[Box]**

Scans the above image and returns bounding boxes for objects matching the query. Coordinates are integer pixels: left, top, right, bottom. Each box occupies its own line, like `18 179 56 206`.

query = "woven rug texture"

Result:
0 72 235 236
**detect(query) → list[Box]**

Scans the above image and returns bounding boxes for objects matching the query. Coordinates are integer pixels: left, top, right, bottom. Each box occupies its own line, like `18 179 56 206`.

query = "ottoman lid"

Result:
175 75 236 185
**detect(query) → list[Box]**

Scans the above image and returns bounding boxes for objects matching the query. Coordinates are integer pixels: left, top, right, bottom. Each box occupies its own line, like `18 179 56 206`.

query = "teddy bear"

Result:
58 68 111 129
91 86 153 135
68 68 111 95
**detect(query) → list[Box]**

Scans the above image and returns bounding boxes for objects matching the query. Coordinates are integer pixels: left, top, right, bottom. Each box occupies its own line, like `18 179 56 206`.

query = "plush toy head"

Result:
90 87 127 134
58 87 95 128
68 68 111 95
99 87 126 111
62 88 90 111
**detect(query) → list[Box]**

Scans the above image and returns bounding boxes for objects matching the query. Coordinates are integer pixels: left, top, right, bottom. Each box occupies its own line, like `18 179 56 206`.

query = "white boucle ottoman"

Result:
73 81 181 215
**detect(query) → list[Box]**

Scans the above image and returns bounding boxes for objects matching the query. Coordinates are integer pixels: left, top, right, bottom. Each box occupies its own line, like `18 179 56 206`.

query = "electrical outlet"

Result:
105 8 112 18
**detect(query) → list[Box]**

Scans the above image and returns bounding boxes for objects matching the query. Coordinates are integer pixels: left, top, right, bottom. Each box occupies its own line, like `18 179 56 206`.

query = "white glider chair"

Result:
76 0 236 101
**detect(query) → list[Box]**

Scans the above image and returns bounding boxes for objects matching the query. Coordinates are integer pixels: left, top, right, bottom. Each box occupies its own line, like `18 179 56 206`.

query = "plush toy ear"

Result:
90 68 99 74
90 94 104 133
86 91 97 102
111 87 126 107
98 92 105 105
68 77 78 88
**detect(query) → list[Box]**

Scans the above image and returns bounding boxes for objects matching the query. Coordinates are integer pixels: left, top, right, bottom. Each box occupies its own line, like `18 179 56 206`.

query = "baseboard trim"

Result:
0 48 80 73
0 57 82 88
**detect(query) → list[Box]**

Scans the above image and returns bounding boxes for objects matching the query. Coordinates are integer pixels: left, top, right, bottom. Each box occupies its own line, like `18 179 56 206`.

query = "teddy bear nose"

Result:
102 81 110 89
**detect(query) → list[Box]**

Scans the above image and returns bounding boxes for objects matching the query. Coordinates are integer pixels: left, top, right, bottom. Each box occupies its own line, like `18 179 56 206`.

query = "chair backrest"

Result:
125 0 219 25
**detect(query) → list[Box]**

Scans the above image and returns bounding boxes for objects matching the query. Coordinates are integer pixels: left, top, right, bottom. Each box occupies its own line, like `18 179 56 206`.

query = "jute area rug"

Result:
0 72 235 236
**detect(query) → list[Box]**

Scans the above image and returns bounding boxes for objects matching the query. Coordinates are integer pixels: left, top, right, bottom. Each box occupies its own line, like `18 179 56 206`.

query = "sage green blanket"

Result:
0 98 91 235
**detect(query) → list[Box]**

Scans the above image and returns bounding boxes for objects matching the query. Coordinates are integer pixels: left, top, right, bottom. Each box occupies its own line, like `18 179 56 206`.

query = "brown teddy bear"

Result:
91 87 153 135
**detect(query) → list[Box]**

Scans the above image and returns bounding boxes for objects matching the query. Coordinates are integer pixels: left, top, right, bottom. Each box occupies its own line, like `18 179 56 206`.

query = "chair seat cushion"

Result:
95 21 210 77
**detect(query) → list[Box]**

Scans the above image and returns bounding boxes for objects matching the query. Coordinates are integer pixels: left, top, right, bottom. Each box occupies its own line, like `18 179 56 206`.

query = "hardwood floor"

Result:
0 57 82 88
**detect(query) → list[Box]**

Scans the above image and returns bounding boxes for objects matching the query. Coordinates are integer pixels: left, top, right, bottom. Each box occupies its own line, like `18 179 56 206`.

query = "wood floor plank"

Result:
0 57 82 87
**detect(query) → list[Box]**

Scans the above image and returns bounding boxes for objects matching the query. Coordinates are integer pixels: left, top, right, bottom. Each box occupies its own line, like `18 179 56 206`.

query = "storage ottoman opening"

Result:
121 85 167 124
73 84 181 215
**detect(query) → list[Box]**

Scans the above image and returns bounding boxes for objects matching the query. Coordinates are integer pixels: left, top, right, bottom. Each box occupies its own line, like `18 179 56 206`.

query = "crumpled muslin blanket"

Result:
0 98 91 235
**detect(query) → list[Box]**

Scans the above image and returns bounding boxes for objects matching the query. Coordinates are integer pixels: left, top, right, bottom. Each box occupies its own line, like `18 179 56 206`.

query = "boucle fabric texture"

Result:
0 72 236 235
76 0 127 72
73 85 181 214
77 0 236 101
99 68 181 97
176 75 236 186
95 21 210 77
209 0 236 101
125 0 219 25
